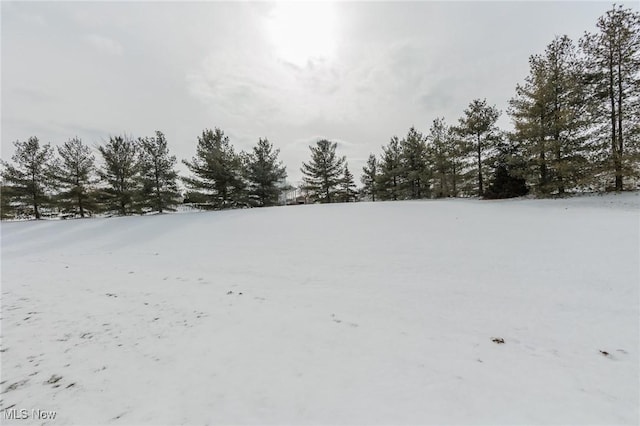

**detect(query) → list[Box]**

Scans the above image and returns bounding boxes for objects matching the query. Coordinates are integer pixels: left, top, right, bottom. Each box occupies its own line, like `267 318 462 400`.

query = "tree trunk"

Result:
392 176 397 200
540 149 547 192
608 45 619 191
452 162 457 197
78 194 85 218
76 175 85 217
554 132 564 194
616 43 624 191
31 170 41 219
556 151 564 194
554 87 564 195
324 173 331 203
476 134 483 196
120 175 126 215
155 164 162 213
538 111 548 193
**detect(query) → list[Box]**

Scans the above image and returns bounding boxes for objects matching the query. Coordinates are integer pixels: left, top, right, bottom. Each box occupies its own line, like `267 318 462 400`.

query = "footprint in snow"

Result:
45 375 62 385
3 380 29 393
111 412 127 421
331 314 359 328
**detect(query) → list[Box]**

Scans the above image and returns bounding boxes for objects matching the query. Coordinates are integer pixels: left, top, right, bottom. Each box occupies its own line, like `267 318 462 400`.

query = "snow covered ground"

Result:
1 193 638 425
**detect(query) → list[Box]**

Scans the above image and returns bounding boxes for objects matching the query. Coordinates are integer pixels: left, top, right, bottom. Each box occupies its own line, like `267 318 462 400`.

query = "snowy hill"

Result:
1 193 638 425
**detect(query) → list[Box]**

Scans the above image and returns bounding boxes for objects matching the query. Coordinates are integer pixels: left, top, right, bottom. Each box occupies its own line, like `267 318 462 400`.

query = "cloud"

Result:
85 34 124 56
2 3 47 26
20 13 46 26
418 79 459 117
4 1 632 186
10 87 57 104
186 48 356 130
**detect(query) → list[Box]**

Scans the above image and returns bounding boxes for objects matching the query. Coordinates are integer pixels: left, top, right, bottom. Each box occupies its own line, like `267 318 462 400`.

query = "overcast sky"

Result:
2 1 637 184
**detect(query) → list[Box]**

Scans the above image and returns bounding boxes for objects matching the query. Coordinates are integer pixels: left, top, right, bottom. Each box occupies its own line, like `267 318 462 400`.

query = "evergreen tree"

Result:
377 136 404 200
300 139 345 203
138 131 181 213
427 118 453 198
339 163 358 202
445 128 470 197
245 138 287 207
545 36 591 194
455 99 501 196
0 137 54 219
485 137 529 199
510 55 552 192
1 181 17 219
183 128 246 209
360 154 378 201
98 135 140 216
400 127 430 199
52 137 96 217
510 36 590 195
581 5 640 190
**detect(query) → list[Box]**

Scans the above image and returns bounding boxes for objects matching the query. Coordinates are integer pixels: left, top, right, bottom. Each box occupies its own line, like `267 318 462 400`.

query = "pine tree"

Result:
445 128 469 197
98 135 140 216
52 137 96 217
300 139 345 203
1 181 17 219
183 128 246 209
401 127 430 199
510 55 551 192
510 36 590 195
581 5 640 190
377 136 404 200
427 118 453 198
484 137 529 199
138 131 181 213
455 99 501 196
0 137 54 219
339 163 358 202
245 138 287 207
360 154 378 201
545 36 591 194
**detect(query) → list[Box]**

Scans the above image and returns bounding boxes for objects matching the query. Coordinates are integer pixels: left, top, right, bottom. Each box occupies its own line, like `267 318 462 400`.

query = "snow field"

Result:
1 193 638 425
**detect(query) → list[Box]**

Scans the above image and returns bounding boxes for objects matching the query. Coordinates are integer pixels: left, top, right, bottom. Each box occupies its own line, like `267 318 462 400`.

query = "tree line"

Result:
1 4 638 219
354 5 639 202
0 130 287 219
